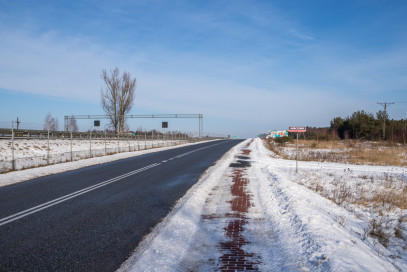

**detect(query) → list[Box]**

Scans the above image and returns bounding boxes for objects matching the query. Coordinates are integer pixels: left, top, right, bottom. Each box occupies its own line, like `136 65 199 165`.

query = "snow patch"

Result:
118 138 406 271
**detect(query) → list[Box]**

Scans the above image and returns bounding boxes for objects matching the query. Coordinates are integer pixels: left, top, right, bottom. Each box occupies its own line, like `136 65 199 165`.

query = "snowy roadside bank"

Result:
0 139 185 161
118 139 248 271
0 139 185 172
119 138 406 271
0 140 219 188
247 139 405 271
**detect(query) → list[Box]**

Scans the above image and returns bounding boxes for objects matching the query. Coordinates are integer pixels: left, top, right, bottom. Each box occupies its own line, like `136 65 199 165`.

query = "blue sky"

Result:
1 0 406 138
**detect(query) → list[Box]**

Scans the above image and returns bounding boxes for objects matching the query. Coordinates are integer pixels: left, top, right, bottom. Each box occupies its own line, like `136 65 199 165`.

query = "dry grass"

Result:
272 138 407 252
264 139 407 167
263 138 284 158
293 170 407 249
347 148 407 167
303 172 407 210
368 219 390 248
265 137 407 255
395 227 404 240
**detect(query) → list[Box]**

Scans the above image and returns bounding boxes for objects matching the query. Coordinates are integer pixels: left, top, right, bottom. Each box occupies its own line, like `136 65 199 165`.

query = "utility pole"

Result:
16 117 21 130
377 102 394 140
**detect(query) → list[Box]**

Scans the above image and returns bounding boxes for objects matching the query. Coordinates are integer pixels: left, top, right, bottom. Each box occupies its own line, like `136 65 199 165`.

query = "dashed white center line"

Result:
0 140 230 227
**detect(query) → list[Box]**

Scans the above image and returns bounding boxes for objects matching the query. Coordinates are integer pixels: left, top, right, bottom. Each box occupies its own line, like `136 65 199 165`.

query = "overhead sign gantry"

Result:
64 114 204 137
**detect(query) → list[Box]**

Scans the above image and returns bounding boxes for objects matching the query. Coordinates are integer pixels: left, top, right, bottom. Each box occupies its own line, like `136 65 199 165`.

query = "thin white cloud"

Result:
0 1 406 138
0 28 118 101
0 24 404 127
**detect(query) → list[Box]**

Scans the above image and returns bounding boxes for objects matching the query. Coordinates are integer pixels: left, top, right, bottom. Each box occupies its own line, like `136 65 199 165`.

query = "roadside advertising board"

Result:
270 130 288 138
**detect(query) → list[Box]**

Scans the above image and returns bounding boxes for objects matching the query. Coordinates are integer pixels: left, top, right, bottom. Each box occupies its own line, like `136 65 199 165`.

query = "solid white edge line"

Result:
0 140 231 227
0 163 160 226
0 163 159 222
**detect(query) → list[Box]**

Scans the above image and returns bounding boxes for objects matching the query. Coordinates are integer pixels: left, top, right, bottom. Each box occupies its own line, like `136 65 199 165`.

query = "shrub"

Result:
369 219 390 247
320 135 330 141
395 227 404 240
274 136 293 145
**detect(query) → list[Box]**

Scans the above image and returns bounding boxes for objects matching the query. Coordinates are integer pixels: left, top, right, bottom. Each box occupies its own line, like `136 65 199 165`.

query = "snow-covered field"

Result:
119 138 406 271
0 140 207 187
0 138 183 172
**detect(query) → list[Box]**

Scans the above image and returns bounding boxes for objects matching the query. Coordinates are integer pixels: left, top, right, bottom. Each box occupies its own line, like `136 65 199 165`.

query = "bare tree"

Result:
43 113 59 131
100 67 136 134
67 115 79 132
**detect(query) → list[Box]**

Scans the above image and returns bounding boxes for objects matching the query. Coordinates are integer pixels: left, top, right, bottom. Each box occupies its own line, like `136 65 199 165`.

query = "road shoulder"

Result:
0 141 219 188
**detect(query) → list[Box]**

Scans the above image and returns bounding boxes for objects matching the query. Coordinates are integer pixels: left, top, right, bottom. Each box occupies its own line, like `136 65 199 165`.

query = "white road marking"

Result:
0 163 160 227
0 140 231 227
167 141 226 161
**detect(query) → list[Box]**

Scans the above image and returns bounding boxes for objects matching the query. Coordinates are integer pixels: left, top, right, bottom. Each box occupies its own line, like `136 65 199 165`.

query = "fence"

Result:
0 121 229 174
0 135 223 174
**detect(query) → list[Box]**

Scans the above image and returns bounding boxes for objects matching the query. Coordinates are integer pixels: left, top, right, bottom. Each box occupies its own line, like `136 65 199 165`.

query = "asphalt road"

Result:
0 139 243 272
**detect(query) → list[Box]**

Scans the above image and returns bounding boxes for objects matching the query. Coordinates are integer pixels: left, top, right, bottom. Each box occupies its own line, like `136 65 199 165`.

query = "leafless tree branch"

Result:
100 67 136 134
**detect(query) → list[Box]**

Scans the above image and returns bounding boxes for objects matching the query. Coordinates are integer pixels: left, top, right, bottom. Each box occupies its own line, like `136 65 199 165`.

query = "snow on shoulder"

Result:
119 138 402 271
0 141 215 188
246 138 399 271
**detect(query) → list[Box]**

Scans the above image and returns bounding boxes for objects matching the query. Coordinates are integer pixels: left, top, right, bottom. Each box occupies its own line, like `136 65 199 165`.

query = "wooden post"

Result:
47 125 50 165
296 132 298 173
104 128 107 155
70 130 73 161
117 130 120 153
89 128 92 157
11 120 15 171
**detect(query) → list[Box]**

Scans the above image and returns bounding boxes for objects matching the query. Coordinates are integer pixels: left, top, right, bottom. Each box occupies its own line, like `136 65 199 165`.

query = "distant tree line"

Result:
295 110 407 144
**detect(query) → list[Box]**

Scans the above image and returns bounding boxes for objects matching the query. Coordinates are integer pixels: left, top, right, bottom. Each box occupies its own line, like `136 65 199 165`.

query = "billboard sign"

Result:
268 130 288 138
288 127 306 132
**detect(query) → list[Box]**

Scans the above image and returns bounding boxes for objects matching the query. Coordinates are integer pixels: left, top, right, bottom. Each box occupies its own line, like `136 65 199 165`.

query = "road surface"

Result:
0 139 243 272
